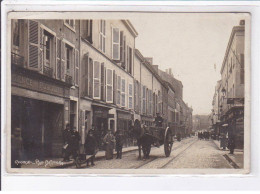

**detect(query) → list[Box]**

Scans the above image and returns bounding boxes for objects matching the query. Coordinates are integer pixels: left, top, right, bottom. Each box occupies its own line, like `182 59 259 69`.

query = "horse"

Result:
132 119 153 160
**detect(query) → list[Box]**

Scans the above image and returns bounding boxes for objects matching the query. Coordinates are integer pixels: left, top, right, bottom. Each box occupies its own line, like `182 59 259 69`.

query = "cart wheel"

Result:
164 127 173 157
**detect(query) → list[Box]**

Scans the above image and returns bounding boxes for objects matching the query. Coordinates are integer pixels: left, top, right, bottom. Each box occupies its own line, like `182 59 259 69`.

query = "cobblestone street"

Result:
68 137 236 169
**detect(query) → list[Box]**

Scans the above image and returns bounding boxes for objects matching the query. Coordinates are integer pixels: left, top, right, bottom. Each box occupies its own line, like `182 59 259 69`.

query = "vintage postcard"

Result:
4 11 251 174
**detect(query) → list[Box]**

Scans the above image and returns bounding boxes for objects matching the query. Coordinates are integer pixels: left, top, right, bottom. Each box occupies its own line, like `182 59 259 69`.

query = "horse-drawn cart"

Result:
133 120 174 159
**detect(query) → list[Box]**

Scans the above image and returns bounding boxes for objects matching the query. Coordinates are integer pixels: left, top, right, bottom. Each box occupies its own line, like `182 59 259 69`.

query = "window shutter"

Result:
56 38 61 79
72 48 75 84
75 49 79 86
113 70 117 104
61 41 66 81
101 63 105 101
84 55 89 96
112 27 120 60
28 20 40 71
120 31 124 65
89 58 93 98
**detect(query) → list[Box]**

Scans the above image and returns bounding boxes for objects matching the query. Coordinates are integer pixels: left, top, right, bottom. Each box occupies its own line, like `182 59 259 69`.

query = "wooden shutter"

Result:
113 70 117 104
101 63 105 101
120 31 124 64
28 20 41 71
75 49 79 86
61 41 66 81
89 58 93 98
56 38 61 79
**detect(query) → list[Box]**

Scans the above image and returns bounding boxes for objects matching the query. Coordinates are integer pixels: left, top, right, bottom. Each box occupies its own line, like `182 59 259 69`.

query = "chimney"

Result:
169 68 172 76
152 65 159 73
240 20 245 26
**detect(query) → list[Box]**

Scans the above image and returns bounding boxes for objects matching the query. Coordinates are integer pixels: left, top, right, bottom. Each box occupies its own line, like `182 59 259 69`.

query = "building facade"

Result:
11 19 80 159
79 20 138 148
134 50 168 128
218 21 245 149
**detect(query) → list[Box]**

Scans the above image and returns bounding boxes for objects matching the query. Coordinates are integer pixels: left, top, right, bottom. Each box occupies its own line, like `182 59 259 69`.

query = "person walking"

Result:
228 135 235 154
69 127 80 160
85 129 97 166
62 123 71 161
103 129 115 160
11 127 23 168
115 129 124 159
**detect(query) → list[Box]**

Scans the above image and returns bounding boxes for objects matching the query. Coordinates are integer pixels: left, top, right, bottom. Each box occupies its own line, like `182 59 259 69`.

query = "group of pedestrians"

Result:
198 131 210 140
62 123 126 166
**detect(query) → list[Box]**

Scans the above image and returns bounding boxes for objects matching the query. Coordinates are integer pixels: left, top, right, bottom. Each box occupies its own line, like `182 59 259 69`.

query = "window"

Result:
240 54 244 84
112 27 120 60
117 76 121 105
12 19 20 47
85 20 93 43
65 45 72 75
142 85 146 114
106 69 113 102
65 20 75 30
43 31 53 67
99 20 106 53
129 83 133 109
121 79 126 107
128 47 133 74
93 61 101 99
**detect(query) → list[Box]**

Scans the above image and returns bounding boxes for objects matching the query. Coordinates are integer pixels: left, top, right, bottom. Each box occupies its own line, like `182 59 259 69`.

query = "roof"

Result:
135 49 168 89
122 20 138 38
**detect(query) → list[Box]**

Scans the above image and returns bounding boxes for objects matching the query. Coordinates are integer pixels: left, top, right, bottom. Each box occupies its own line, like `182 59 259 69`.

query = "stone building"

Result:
219 20 245 148
79 20 138 148
11 19 80 159
134 50 168 128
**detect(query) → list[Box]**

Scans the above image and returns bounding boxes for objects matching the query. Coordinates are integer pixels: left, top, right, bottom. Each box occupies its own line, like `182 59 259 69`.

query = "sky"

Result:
130 13 247 115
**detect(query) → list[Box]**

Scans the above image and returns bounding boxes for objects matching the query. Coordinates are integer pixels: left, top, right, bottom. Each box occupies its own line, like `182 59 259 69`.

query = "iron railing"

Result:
43 66 54 78
11 52 24 67
65 74 73 85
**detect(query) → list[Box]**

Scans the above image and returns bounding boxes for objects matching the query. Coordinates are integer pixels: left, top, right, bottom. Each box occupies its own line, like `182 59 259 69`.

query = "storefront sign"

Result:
93 109 108 118
12 72 64 97
117 111 132 120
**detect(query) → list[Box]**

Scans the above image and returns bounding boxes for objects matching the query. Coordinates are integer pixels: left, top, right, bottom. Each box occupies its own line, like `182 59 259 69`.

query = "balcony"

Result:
11 52 24 67
43 66 53 78
65 74 73 85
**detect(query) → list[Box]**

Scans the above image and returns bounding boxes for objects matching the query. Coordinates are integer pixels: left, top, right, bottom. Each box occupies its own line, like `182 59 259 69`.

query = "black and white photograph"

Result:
6 11 250 174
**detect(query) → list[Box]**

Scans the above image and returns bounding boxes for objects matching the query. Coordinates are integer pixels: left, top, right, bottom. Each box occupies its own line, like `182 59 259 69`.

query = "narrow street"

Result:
68 137 233 169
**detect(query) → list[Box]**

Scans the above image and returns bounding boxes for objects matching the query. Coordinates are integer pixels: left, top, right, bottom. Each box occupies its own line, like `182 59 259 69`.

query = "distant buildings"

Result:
210 20 245 148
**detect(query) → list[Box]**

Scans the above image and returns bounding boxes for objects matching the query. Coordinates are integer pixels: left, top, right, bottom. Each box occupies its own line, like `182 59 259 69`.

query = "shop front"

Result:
11 68 71 160
117 110 134 147
92 104 111 149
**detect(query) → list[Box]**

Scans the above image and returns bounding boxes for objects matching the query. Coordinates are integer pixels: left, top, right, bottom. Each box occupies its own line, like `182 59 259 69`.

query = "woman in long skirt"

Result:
103 130 115 160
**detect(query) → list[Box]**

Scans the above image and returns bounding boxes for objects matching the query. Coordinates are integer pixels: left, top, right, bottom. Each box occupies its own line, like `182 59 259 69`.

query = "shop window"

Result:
106 69 113 103
12 19 20 47
121 79 126 107
112 27 120 60
99 20 106 53
129 83 133 109
117 76 121 105
93 61 101 99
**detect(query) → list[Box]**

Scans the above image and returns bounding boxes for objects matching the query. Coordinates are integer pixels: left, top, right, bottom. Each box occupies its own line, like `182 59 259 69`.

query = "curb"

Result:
223 154 240 169
51 147 139 169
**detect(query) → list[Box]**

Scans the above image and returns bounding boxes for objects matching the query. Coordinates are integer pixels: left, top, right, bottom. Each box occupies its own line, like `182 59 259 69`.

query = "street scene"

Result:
10 13 247 172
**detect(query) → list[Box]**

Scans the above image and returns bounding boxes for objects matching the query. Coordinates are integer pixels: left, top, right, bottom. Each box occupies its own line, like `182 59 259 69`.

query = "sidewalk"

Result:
213 139 244 168
21 146 138 169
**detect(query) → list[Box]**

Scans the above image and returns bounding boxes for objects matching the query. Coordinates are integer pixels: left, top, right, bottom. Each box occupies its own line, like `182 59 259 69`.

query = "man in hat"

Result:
155 113 163 127
62 123 71 161
115 129 124 159
69 127 80 160
85 129 97 166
